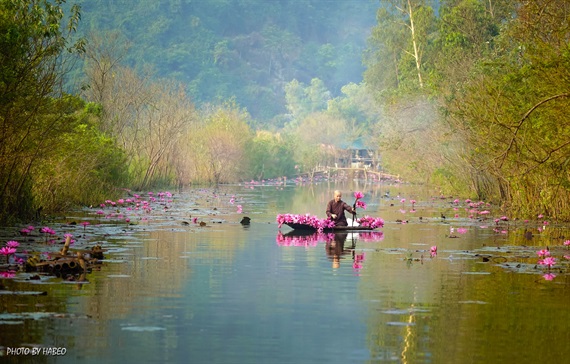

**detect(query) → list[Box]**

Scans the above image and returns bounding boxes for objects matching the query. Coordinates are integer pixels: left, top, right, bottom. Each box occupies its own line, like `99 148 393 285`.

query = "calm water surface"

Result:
1 182 569 363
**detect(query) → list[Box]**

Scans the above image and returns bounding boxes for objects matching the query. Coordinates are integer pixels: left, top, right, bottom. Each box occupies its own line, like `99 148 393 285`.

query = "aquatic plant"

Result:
430 246 437 257
538 257 556 269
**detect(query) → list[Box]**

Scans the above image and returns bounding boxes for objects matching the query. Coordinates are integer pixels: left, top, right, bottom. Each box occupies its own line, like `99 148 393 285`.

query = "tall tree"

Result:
365 0 437 93
0 0 85 220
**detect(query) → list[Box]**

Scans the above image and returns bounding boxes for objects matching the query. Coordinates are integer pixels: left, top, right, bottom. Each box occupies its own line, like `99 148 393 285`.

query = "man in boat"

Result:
326 190 356 227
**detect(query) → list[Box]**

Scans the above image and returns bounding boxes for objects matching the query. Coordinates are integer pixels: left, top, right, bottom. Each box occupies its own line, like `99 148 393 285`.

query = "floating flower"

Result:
6 241 19 248
237 205 243 213
430 246 437 257
40 227 56 235
536 249 550 258
538 257 556 269
563 240 570 247
0 247 17 255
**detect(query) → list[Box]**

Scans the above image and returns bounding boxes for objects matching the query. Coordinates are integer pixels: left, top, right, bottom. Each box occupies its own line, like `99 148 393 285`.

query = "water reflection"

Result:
325 232 351 269
0 182 569 363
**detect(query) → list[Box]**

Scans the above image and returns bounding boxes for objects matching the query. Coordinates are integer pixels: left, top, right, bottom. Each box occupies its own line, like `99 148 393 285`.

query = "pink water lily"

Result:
537 249 550 258
0 247 17 255
538 257 556 269
355 200 367 209
354 191 364 200
430 246 437 257
6 241 19 248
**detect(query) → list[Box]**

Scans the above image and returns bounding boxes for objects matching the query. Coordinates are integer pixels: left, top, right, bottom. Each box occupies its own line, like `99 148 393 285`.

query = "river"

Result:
0 181 569 363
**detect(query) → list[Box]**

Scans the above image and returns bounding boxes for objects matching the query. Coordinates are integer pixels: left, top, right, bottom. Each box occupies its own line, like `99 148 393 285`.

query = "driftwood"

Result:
25 244 106 276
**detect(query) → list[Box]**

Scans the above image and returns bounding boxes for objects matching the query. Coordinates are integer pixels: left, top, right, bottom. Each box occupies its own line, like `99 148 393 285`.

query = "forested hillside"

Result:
3 0 570 222
70 0 378 124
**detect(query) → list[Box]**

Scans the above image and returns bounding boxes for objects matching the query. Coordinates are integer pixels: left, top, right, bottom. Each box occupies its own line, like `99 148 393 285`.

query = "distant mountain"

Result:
71 0 378 124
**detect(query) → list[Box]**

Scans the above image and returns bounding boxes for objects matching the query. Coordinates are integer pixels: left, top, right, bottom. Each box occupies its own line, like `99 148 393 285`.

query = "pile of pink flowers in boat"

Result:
276 213 336 231
276 213 384 231
356 216 385 229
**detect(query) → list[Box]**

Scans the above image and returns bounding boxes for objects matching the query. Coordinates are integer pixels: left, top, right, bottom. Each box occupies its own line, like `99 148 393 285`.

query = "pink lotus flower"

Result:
20 228 30 235
355 200 367 209
0 247 17 255
457 228 468 234
40 227 56 235
537 249 550 258
237 205 243 213
563 240 570 247
354 191 364 200
538 257 556 268
430 246 437 257
6 241 19 248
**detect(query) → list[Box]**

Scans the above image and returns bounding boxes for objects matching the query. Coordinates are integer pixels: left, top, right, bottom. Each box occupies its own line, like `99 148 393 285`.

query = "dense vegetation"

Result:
364 0 570 219
2 0 570 222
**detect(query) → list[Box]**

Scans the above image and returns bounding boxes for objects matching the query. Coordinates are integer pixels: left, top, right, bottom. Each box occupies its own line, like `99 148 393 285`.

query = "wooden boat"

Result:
284 223 376 232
